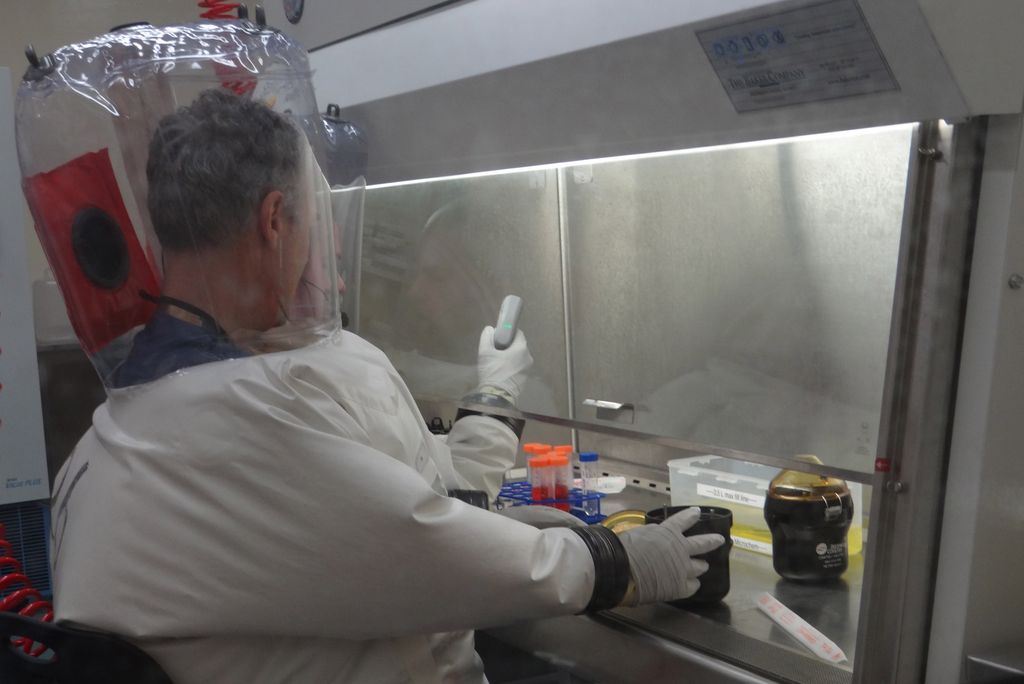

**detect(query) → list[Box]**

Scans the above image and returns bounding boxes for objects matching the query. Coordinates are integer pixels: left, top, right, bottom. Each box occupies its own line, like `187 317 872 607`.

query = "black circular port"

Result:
71 207 130 290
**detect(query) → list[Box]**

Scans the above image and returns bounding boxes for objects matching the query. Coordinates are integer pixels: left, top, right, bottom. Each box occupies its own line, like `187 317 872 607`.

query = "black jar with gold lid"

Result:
764 455 853 582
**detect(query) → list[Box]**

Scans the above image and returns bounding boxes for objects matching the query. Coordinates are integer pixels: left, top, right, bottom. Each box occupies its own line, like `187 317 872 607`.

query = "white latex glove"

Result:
617 507 725 606
476 326 533 404
497 505 586 529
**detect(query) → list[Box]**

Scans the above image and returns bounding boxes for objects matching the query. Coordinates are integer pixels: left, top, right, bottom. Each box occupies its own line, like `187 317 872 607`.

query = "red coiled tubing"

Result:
197 1 257 96
0 526 53 657
198 0 241 20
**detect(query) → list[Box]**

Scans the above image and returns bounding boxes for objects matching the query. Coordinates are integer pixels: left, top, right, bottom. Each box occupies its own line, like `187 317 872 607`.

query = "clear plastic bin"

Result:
668 455 863 556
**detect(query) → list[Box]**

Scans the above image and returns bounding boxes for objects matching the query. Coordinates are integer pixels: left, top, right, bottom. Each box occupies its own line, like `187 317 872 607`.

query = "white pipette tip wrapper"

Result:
755 592 848 664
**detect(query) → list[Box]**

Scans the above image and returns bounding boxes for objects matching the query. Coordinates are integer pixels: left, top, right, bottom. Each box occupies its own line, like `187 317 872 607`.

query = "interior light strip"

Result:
365 122 917 190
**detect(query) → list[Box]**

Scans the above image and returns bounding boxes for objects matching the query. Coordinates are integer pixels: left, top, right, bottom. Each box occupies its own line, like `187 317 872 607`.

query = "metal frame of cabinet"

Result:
855 119 986 682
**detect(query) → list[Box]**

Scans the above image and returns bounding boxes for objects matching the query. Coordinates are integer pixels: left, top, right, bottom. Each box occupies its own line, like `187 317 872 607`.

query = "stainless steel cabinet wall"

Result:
359 169 572 448
565 128 913 474
360 126 915 475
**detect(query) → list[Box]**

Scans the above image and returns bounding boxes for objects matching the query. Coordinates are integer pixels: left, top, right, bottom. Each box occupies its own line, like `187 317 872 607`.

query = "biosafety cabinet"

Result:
293 0 1022 682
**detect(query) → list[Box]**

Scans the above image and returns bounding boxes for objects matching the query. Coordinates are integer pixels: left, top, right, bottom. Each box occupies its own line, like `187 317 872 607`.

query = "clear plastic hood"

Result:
16 21 364 391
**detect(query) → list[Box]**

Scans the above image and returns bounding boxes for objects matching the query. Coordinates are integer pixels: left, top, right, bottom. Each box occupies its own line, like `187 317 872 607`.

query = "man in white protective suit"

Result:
48 89 723 684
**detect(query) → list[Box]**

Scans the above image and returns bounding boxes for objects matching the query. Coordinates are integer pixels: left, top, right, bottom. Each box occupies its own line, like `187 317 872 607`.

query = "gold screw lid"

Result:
768 454 850 500
600 509 647 534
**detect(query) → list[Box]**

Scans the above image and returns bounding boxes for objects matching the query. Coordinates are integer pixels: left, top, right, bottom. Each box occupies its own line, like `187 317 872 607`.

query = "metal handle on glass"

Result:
583 398 635 424
582 399 630 410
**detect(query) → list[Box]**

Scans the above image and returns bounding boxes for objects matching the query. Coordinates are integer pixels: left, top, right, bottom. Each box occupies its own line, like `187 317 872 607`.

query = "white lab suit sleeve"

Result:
445 415 518 500
63 390 594 643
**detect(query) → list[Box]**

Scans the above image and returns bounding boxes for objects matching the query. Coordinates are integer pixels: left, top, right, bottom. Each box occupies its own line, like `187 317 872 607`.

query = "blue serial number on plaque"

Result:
711 29 786 59
697 0 899 112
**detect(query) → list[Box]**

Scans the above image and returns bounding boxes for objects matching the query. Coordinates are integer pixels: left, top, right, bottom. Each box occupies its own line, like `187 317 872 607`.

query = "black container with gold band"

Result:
764 455 854 582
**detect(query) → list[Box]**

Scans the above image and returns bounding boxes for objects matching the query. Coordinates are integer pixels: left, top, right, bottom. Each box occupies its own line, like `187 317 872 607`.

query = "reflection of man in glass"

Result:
371 197 509 403
403 200 500 362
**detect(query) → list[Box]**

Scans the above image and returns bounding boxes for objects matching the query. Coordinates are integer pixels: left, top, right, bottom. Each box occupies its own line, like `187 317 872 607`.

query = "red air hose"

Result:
197 0 241 20
0 525 53 657
197 1 257 95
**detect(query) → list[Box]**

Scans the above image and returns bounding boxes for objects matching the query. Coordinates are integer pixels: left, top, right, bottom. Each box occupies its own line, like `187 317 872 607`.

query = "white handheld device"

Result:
493 295 523 350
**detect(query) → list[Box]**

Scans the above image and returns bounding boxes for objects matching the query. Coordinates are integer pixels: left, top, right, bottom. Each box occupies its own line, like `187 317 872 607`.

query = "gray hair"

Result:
146 89 302 251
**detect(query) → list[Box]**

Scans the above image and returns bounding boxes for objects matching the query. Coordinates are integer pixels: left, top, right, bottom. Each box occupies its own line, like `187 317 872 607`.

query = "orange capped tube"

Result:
549 453 571 512
528 456 552 502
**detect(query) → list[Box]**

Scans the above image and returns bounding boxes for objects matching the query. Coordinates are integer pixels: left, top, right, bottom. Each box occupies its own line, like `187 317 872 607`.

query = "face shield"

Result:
16 22 365 392
265 134 364 350
320 105 367 332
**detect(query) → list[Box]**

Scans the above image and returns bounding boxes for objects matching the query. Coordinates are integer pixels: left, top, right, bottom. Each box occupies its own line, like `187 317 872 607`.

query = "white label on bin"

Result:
697 483 765 508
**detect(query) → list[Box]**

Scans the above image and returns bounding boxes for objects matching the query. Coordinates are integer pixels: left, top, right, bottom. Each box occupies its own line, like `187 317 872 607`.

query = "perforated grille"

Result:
0 502 52 598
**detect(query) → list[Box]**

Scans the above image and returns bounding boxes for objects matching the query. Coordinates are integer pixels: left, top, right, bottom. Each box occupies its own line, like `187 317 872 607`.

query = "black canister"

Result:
645 505 733 605
764 455 853 582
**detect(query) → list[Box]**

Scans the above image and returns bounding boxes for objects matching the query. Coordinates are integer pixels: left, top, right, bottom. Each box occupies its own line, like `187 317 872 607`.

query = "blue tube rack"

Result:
497 481 606 524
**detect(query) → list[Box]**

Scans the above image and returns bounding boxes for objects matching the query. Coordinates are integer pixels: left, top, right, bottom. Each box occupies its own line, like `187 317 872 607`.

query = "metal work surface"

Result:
489 486 860 683
609 552 860 682
487 613 777 684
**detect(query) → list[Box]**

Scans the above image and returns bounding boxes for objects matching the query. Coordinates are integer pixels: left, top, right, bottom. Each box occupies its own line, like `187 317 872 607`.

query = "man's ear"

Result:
258 190 286 250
